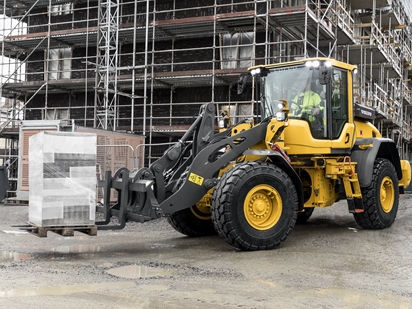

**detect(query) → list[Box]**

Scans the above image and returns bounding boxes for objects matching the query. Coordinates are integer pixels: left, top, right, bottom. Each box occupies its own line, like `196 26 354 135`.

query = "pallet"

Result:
3 198 29 206
18 222 98 237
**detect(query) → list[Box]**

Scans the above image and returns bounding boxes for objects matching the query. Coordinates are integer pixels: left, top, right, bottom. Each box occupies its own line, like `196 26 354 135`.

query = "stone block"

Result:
29 131 96 227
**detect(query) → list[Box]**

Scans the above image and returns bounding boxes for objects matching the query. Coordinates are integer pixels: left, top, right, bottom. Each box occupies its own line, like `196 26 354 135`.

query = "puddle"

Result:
52 244 102 254
106 265 178 279
0 251 32 263
1 230 29 235
147 243 176 250
45 245 103 259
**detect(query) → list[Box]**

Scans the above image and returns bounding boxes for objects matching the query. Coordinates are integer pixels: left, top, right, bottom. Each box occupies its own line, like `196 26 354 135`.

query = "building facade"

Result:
0 0 411 186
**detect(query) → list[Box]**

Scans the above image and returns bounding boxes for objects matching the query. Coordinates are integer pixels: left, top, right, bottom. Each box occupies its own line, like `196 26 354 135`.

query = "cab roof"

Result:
248 57 357 72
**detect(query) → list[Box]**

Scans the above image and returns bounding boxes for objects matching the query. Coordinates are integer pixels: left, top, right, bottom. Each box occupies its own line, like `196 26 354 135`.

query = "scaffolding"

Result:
94 0 120 130
0 0 411 188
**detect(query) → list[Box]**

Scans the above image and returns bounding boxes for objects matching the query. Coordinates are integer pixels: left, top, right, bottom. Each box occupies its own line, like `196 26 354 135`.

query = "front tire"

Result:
211 162 298 251
354 158 399 229
167 204 216 237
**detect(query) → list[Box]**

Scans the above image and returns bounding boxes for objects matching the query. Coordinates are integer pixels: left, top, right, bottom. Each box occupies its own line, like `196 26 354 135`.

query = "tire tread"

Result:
211 162 298 251
354 158 398 229
167 208 216 237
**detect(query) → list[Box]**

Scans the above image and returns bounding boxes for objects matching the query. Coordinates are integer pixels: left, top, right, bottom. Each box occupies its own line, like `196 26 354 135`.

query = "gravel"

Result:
0 195 412 308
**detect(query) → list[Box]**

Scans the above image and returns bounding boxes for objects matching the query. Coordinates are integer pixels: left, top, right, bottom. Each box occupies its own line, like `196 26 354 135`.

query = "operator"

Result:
291 79 323 122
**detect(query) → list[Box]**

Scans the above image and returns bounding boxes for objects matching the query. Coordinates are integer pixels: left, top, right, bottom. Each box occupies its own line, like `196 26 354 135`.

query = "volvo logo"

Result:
361 109 372 117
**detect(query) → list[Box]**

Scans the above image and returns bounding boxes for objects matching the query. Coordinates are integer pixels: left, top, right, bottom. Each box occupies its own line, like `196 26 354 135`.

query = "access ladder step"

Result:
347 198 364 213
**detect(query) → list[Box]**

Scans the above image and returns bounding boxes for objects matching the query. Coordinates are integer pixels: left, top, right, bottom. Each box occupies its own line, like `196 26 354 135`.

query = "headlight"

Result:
218 119 225 129
251 68 261 76
305 59 332 69
276 111 287 121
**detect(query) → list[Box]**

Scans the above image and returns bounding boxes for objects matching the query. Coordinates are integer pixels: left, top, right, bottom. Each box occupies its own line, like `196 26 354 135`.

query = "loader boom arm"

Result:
97 103 270 228
159 119 269 214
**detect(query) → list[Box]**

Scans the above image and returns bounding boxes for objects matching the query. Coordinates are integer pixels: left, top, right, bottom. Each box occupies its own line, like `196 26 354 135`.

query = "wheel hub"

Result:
380 176 394 213
244 185 282 230
250 194 269 217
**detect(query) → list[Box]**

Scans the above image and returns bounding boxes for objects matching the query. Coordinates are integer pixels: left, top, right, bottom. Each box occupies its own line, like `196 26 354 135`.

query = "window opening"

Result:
50 3 73 16
46 48 72 80
221 32 254 69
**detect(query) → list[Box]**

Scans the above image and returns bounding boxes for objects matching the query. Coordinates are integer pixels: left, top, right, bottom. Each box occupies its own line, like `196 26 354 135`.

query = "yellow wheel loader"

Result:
96 58 411 251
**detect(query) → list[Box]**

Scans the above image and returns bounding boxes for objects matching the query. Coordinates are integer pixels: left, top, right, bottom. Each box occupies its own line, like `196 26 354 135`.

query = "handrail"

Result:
135 142 175 168
96 144 135 171
0 82 47 133
0 37 46 89
1 0 39 39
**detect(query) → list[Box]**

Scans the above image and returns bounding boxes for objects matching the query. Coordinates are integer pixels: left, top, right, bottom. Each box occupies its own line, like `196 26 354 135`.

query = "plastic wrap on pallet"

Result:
28 131 97 227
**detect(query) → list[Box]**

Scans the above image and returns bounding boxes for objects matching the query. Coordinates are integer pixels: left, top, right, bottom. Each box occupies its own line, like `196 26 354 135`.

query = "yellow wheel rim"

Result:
380 176 395 213
190 190 212 220
190 204 211 221
244 184 282 230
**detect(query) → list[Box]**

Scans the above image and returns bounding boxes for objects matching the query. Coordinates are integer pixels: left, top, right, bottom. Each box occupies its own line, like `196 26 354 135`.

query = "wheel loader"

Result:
96 57 411 251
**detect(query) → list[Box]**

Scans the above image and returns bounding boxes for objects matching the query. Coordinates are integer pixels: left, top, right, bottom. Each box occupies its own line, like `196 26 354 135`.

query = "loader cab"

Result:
248 58 357 155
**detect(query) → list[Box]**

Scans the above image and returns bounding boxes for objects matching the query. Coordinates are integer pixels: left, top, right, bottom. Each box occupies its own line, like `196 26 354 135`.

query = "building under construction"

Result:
0 0 412 196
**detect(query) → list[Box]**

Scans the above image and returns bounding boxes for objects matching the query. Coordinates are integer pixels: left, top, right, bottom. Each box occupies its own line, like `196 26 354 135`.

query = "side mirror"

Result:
319 65 332 85
237 73 249 94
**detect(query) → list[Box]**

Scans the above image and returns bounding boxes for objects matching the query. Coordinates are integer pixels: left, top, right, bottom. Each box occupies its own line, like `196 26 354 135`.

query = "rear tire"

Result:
167 205 216 237
354 158 399 229
211 162 298 251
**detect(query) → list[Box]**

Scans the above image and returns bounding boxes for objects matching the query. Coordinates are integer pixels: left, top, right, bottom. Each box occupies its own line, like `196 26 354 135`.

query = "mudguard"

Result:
350 138 402 188
242 149 304 211
268 152 304 211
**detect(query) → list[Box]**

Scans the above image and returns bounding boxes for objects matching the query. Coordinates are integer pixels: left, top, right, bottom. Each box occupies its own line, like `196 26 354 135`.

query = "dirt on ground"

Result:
0 195 412 309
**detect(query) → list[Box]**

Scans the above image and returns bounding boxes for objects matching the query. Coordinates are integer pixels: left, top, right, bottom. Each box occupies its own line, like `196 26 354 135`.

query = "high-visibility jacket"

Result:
292 90 322 121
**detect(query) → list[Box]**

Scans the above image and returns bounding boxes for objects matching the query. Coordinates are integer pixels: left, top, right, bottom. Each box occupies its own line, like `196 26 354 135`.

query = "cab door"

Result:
283 67 355 155
328 68 355 153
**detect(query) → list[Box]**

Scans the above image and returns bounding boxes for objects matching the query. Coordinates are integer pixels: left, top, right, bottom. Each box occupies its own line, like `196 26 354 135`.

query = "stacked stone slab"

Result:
29 131 96 227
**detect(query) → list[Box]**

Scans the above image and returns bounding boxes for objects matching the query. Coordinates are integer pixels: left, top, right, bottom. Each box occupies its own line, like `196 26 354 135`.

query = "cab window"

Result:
331 69 348 139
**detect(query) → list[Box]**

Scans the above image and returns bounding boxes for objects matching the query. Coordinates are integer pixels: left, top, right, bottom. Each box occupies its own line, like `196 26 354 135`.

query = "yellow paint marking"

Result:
343 292 361 303
257 280 277 288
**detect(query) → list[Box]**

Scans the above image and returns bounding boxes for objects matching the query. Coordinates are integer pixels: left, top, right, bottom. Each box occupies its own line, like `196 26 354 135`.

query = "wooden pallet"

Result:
3 198 29 206
20 222 98 237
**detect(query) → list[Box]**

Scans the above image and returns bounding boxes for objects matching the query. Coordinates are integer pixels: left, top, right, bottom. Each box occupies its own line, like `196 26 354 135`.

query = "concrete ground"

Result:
0 195 412 309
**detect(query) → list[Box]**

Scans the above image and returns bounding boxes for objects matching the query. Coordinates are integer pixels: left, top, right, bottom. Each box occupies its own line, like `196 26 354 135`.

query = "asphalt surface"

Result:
0 195 412 309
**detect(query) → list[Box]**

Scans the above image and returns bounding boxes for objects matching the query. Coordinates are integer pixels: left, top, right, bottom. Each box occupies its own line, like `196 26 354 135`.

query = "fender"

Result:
242 149 304 211
350 138 402 188
268 152 304 211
